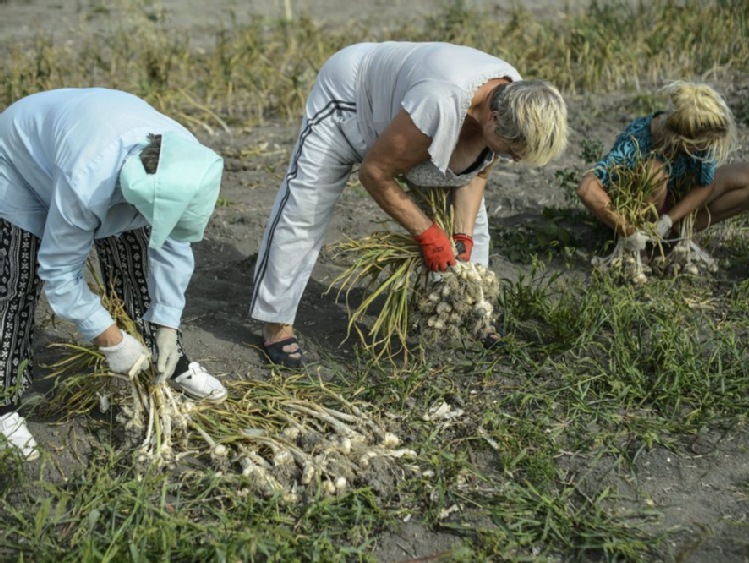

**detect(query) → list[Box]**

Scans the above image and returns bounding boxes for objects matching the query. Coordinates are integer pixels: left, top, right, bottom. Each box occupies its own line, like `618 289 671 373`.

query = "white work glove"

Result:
153 327 179 385
654 214 673 240
622 231 651 252
99 330 150 375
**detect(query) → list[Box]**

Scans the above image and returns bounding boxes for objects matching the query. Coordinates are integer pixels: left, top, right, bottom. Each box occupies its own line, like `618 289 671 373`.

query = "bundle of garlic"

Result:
139 377 419 503
591 239 652 285
202 383 419 504
589 144 665 285
114 358 195 470
46 269 421 503
61 347 218 470
47 347 419 503
414 261 500 343
329 185 502 358
592 217 719 284
667 240 719 276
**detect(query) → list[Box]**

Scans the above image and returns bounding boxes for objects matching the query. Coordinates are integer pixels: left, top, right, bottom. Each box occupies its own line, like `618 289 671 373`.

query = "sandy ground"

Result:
2 0 748 561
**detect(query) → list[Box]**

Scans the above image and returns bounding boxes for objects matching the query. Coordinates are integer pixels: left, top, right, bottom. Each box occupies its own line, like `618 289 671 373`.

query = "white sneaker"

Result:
168 362 228 403
0 411 40 461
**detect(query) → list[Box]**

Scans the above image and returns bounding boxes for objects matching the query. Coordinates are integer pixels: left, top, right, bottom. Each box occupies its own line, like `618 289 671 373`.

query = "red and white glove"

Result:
453 233 474 262
414 223 456 271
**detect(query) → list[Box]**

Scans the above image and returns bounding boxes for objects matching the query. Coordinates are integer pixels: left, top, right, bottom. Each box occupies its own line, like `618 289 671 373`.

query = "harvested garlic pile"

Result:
108 361 418 504
414 261 500 343
233 406 417 504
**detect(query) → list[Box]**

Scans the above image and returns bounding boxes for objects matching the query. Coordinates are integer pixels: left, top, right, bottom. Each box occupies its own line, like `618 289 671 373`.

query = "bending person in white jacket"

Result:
250 41 568 368
0 88 228 461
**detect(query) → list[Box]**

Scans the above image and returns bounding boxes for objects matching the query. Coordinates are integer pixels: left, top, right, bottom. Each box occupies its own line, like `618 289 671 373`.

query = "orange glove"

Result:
453 233 473 262
414 223 456 271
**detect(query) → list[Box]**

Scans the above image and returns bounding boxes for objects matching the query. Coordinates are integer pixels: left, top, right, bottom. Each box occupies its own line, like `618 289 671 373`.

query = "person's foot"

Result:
263 323 304 368
481 322 507 351
168 362 228 402
0 411 40 461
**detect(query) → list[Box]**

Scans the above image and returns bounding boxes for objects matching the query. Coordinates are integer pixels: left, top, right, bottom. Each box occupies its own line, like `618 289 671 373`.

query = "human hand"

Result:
415 223 456 271
622 231 651 252
153 327 179 385
453 233 474 262
654 214 673 240
99 330 150 375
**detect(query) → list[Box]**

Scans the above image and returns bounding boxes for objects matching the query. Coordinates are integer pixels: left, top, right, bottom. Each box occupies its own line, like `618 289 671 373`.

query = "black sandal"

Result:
482 323 507 351
263 337 305 368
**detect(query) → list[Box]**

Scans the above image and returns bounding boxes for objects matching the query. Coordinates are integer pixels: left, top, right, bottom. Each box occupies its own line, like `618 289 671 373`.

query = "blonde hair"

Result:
490 79 568 165
657 81 737 163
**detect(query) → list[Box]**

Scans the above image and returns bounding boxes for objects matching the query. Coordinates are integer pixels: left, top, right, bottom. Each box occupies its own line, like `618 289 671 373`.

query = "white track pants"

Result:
250 47 491 325
472 202 490 267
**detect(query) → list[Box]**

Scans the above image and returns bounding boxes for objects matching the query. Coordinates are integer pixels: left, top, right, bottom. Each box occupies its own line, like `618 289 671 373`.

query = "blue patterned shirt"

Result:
591 112 715 193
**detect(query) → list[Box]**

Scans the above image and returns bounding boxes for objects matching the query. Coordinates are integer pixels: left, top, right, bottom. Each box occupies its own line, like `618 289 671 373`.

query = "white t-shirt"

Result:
354 41 522 174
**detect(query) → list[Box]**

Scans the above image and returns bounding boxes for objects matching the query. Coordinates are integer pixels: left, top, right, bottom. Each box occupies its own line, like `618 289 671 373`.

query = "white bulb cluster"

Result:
415 261 500 342
591 239 650 284
651 238 719 278
108 365 419 504
592 219 719 284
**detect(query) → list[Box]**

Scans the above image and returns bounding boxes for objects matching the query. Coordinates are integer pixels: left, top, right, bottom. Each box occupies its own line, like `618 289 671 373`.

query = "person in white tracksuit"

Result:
251 41 569 368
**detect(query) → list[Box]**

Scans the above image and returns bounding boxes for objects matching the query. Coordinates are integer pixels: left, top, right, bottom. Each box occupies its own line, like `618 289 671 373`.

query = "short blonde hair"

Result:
658 81 737 163
491 79 568 165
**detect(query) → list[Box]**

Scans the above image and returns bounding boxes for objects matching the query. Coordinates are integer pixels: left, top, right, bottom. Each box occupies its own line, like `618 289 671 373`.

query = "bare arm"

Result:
358 110 434 236
93 324 123 347
668 184 715 224
576 172 635 237
453 161 493 236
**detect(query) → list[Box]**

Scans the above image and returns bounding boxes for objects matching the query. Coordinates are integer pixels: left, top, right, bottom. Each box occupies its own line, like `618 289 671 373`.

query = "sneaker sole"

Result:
169 382 228 403
0 443 41 461
3 446 41 462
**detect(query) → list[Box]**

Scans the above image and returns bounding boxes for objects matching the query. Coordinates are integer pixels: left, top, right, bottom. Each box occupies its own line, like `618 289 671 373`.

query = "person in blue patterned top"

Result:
577 81 748 253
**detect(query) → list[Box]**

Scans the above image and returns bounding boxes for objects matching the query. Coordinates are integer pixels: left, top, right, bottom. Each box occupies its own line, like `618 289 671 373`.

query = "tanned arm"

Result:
453 161 494 236
576 172 635 237
358 110 435 236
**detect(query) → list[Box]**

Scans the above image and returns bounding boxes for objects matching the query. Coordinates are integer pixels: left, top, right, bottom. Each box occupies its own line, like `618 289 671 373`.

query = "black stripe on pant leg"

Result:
250 99 356 313
251 100 355 304
94 228 153 350
94 227 185 356
0 219 42 407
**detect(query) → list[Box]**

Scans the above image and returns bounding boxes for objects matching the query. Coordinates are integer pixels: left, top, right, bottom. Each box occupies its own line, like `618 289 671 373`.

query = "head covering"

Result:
119 131 223 249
